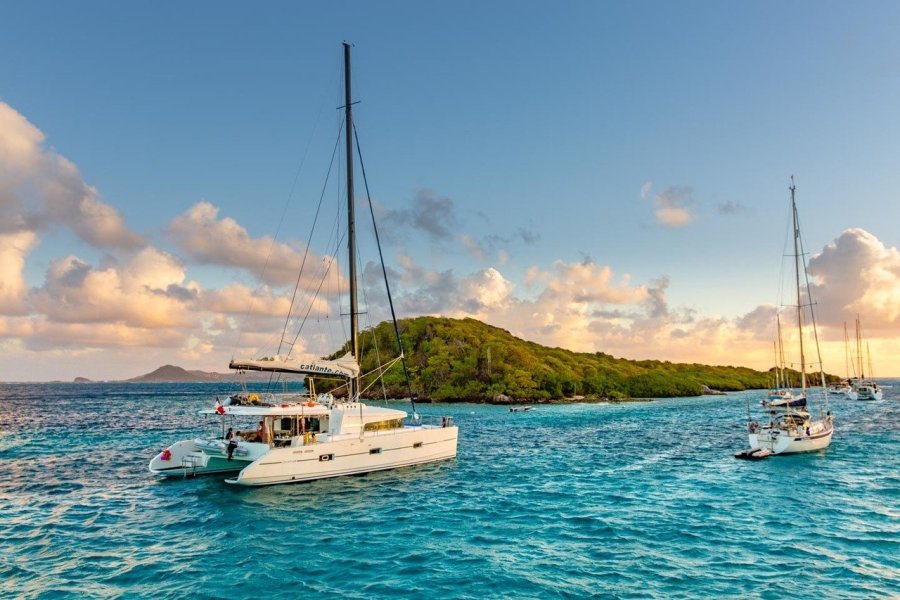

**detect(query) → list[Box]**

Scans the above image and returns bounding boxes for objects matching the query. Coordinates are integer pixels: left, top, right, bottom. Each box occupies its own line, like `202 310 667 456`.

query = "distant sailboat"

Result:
767 314 796 403
852 316 882 401
827 322 857 400
739 179 833 458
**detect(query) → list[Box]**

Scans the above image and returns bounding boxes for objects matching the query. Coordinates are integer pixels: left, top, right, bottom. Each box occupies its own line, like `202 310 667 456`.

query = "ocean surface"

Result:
0 382 897 599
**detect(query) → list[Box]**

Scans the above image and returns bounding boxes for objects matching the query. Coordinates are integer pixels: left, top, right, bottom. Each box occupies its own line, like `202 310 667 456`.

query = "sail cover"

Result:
229 352 359 379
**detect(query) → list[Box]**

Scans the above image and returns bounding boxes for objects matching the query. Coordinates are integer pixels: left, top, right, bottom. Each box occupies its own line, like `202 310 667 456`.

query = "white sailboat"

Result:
149 43 458 485
767 315 797 403
827 322 857 400
851 316 883 401
738 180 833 459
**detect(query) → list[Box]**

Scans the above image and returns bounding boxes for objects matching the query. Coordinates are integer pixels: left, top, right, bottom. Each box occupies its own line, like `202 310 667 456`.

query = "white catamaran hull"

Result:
226 425 458 486
749 421 833 455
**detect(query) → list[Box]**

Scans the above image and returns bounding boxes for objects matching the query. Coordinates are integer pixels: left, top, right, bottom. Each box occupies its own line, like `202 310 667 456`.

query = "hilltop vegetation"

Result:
329 316 792 402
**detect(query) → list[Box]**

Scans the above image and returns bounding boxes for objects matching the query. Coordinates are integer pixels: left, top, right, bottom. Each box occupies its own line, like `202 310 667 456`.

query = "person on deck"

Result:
257 420 268 444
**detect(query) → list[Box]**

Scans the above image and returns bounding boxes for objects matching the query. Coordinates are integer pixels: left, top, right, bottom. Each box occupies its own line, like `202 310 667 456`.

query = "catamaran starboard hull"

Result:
225 426 458 486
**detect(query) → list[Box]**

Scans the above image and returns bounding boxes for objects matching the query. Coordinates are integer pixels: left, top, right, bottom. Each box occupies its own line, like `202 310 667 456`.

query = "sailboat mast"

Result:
344 42 359 400
790 179 806 393
843 322 851 379
856 315 864 379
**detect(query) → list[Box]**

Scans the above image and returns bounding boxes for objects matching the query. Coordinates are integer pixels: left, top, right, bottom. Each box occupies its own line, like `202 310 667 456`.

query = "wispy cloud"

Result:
652 186 696 228
167 201 335 288
716 200 749 216
384 188 458 242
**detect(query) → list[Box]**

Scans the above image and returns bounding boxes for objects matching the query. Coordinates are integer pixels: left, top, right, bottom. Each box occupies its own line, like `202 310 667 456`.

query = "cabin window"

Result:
413 441 423 448
364 418 404 432
369 448 382 455
319 454 334 462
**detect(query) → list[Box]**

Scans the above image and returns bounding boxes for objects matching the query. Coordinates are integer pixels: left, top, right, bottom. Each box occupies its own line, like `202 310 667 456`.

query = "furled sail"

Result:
229 352 359 379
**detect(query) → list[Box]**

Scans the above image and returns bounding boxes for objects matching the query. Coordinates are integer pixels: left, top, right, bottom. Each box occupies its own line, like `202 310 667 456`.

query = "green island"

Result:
325 316 831 403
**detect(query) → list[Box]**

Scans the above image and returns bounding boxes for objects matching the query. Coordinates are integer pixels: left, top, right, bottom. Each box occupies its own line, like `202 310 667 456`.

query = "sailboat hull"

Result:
749 421 833 455
226 425 458 486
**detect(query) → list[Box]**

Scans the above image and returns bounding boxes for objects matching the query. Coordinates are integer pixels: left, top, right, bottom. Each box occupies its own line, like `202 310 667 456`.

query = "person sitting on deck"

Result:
256 420 269 444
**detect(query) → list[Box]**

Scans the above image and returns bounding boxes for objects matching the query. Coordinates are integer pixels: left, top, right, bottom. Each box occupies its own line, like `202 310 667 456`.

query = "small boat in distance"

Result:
149 43 458 485
739 179 834 458
827 322 858 399
509 406 533 412
851 316 883 401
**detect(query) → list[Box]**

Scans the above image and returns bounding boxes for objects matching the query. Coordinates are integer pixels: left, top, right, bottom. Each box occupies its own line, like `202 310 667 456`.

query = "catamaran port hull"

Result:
148 439 265 478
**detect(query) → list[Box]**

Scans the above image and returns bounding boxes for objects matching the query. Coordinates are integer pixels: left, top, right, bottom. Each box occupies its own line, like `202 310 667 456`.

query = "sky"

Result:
1 0 899 381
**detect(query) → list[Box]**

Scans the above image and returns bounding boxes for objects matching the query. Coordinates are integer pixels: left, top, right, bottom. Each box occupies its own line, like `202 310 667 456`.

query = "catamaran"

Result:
737 180 833 459
149 43 459 485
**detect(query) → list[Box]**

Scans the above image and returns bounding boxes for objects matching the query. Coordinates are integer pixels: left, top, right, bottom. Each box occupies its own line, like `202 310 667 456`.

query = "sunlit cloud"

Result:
652 186 696 228
808 228 900 334
0 231 38 315
167 201 335 288
0 102 144 249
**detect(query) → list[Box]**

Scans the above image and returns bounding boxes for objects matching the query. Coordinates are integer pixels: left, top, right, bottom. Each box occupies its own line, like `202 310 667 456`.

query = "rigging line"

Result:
797 217 828 395
277 121 345 356
288 230 347 353
353 123 416 411
358 261 390 405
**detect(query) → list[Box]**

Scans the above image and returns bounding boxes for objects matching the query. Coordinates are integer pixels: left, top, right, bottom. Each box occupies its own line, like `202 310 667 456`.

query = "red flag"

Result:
215 399 226 415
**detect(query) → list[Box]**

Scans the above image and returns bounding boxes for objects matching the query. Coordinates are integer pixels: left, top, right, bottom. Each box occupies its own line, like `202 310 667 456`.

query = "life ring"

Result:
248 393 260 404
306 400 316 407
161 449 172 461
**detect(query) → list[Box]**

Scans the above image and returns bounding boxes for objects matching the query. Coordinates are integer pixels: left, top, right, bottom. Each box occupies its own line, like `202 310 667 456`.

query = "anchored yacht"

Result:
149 43 459 484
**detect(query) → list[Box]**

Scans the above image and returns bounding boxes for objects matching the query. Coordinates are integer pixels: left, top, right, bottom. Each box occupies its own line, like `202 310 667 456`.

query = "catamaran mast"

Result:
790 178 807 394
344 41 359 401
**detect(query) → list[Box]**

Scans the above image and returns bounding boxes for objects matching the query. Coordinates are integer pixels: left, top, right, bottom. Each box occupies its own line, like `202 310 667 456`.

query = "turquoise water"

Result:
0 383 897 599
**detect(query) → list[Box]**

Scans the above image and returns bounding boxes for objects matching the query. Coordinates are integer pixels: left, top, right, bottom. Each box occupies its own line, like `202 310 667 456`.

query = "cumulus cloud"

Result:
807 228 900 333
0 102 144 249
652 186 696 228
168 201 335 288
0 231 38 315
29 247 198 330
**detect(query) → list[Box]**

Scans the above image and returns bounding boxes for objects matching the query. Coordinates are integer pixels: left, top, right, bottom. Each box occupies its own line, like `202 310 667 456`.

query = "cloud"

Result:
716 200 749 215
652 186 696 228
0 231 38 315
168 201 335 288
30 247 197 329
807 228 900 333
640 181 653 199
0 102 144 249
384 188 458 241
